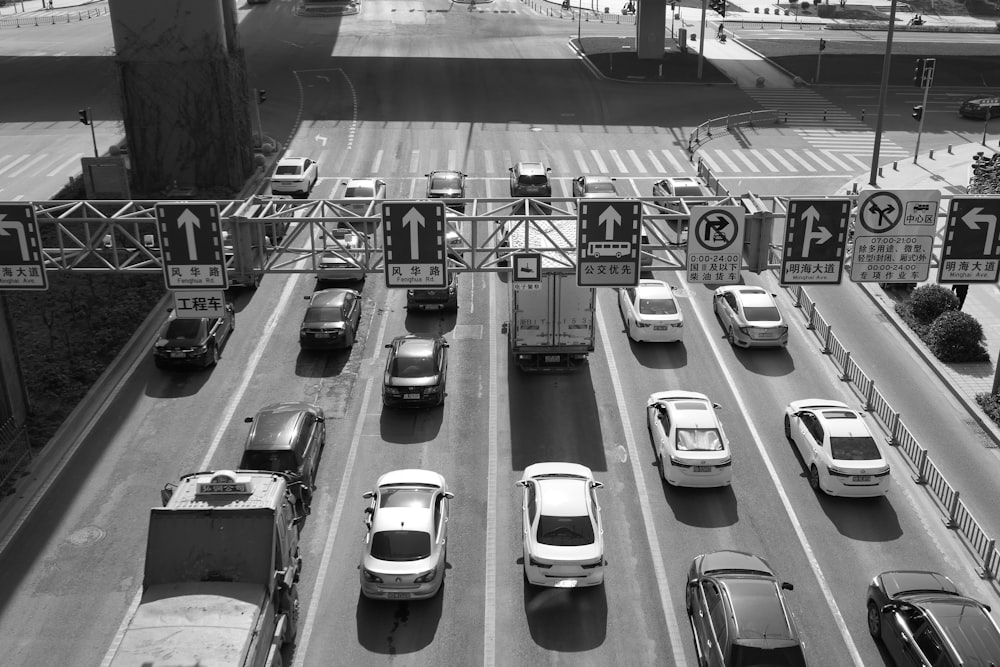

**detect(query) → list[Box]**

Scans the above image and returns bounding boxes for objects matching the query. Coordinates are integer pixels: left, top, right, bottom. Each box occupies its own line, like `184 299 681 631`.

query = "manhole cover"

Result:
66 526 106 547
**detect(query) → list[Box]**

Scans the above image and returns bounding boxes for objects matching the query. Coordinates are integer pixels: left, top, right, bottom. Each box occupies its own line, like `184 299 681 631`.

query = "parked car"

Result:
686 551 807 666
958 96 1000 119
712 285 789 348
516 462 605 588
270 157 318 198
360 469 454 600
618 279 684 343
382 334 449 407
425 170 467 199
299 288 362 350
317 228 368 284
342 177 387 216
407 273 459 311
647 391 732 487
153 304 235 369
867 570 1000 665
784 399 890 497
572 175 618 198
509 162 552 197
238 402 325 509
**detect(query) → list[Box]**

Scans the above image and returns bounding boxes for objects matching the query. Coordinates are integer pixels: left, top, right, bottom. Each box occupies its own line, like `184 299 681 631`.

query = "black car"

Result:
959 96 1000 120
425 170 467 199
686 551 807 667
152 304 235 369
867 570 1000 665
407 273 459 311
382 334 449 408
299 288 362 350
239 402 325 509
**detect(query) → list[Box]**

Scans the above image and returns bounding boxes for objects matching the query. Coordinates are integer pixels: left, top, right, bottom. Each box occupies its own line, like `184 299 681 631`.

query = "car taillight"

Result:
413 568 436 584
362 569 383 583
635 321 651 328
669 457 691 468
827 466 852 477
529 556 552 569
580 558 603 569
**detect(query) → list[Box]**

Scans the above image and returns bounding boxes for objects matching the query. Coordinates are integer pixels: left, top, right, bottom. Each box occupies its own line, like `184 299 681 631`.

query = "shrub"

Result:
907 284 958 324
893 300 931 339
928 310 990 362
977 392 1000 424
800 0 810 7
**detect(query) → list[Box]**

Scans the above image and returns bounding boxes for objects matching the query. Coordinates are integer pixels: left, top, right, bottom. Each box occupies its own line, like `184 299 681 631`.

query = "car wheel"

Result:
283 588 300 646
783 414 791 439
867 600 882 639
657 454 665 481
211 342 221 366
809 465 821 492
726 326 736 345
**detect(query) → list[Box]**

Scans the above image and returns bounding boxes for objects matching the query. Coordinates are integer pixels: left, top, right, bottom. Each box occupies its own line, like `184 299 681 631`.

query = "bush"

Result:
977 392 1000 423
928 310 990 362
800 0 810 7
893 300 931 339
907 284 958 324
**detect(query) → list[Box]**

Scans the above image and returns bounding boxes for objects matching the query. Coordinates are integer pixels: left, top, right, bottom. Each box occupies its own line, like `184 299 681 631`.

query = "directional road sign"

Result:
576 199 642 287
938 196 1000 283
382 201 447 287
686 206 745 284
156 202 228 289
781 198 851 284
172 290 228 319
0 203 47 290
850 189 938 283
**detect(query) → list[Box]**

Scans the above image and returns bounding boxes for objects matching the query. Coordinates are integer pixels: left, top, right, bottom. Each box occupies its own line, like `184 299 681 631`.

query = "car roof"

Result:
309 288 354 307
391 335 441 357
371 505 435 535
535 476 590 517
277 157 309 167
700 550 774 577
514 161 547 174
812 407 871 437
649 391 718 427
635 280 675 299
723 578 797 642
346 177 378 188
244 403 318 451
721 286 776 306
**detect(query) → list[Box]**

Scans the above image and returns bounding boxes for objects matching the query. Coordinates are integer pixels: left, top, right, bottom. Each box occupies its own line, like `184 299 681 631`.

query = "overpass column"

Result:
636 0 667 60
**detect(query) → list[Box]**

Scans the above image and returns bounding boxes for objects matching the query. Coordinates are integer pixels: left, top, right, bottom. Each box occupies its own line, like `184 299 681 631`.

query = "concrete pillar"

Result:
636 0 667 60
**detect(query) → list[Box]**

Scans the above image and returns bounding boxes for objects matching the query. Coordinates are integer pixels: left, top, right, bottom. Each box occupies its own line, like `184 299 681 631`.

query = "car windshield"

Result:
239 450 298 474
345 185 374 197
431 175 461 189
676 428 724 451
537 515 595 546
275 165 302 176
830 435 882 460
639 297 678 315
304 307 343 323
389 354 436 378
674 185 705 196
743 305 781 322
371 530 431 561
587 182 616 193
519 175 548 185
163 319 205 339
380 487 434 509
730 645 806 666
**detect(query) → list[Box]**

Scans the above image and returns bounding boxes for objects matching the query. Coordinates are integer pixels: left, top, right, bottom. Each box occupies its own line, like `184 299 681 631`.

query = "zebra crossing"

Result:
743 88 910 158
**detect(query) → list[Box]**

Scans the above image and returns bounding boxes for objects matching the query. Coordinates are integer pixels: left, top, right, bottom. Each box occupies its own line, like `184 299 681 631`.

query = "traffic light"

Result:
819 38 827 51
912 105 924 121
78 108 90 125
912 58 925 87
257 89 267 104
912 58 935 88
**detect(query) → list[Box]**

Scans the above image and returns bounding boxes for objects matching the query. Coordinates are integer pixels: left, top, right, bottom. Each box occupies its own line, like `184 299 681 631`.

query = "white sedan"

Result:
270 157 318 198
516 462 605 588
784 399 890 497
646 391 732 487
618 279 684 342
713 285 788 348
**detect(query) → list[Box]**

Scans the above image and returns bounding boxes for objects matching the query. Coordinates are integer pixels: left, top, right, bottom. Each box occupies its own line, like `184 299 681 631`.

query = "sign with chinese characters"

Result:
849 189 938 283
577 200 642 287
156 202 228 289
781 198 851 284
0 203 47 290
382 201 447 287
172 290 228 319
938 196 1000 283
686 206 745 284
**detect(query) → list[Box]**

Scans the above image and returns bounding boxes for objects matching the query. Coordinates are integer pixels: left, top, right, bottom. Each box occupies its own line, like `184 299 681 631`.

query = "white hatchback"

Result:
646 391 732 487
784 399 890 497
516 462 605 588
618 279 683 342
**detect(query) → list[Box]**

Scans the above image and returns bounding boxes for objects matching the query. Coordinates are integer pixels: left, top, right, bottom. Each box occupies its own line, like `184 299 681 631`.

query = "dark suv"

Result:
238 402 326 510
407 273 459 311
509 162 552 198
686 551 807 666
867 570 1000 666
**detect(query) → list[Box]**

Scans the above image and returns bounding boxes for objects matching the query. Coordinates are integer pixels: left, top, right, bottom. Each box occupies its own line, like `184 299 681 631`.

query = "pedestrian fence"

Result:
0 4 107 28
786 281 1000 580
687 109 780 155
0 417 31 493
520 0 637 23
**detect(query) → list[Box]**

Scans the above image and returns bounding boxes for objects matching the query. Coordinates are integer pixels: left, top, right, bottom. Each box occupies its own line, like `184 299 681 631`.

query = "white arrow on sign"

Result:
0 213 28 261
961 206 997 255
176 208 202 261
402 207 425 260
801 205 833 258
599 206 621 241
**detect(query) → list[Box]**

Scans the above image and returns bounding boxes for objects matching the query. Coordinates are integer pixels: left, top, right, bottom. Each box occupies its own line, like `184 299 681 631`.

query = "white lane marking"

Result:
101 272 306 667
678 275 865 667
47 152 83 177
293 290 392 667
483 276 499 667
596 299 687 667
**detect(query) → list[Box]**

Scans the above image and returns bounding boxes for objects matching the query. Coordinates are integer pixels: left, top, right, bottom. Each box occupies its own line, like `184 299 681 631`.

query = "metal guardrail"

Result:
0 417 31 492
0 5 107 28
787 282 1000 580
687 109 780 155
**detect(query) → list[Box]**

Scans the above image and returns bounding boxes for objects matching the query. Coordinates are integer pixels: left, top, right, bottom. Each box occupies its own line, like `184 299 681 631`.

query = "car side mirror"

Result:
363 506 374 515
160 483 176 507
362 491 375 499
225 303 234 312
713 403 722 410
882 602 898 614
244 416 254 423
591 481 604 489
304 295 311 300
442 342 450 348
781 582 794 591
515 480 527 487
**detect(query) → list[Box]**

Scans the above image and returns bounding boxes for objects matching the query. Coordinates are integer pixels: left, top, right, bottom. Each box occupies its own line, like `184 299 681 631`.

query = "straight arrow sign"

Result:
176 208 201 261
599 206 621 241
402 207 425 260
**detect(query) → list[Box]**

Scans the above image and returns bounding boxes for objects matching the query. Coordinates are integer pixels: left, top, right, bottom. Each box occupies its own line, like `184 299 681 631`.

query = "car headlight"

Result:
193 344 208 353
384 386 401 396
362 569 383 583
413 568 437 584
424 385 441 394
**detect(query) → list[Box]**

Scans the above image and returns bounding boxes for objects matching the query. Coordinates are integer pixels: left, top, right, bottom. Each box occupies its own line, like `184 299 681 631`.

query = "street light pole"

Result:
868 0 900 186
577 0 582 45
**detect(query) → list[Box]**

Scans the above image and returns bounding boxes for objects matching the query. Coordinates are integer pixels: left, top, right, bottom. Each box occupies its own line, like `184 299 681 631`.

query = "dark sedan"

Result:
959 96 1000 119
425 170 467 199
382 334 449 408
153 304 235 369
299 288 362 350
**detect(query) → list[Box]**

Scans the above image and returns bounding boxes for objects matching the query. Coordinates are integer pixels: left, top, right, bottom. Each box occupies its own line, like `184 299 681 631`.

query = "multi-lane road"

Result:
2 1 1000 665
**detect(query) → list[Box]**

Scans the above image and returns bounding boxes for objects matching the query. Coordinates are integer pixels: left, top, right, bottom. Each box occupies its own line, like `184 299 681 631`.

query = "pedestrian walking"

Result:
952 283 969 310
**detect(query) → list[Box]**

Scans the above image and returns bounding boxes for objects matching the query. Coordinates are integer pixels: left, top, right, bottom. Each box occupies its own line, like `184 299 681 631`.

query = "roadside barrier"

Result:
0 5 107 28
0 417 31 493
687 109 780 155
786 281 1000 581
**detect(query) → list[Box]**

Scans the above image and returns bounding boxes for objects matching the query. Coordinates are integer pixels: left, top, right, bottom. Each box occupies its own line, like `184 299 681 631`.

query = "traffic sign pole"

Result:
913 62 933 164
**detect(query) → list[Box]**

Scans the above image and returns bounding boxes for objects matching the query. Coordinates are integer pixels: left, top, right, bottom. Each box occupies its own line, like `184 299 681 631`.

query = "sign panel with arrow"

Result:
576 199 642 287
0 203 47 290
849 189 938 283
155 202 228 289
382 201 446 287
686 206 745 284
781 198 851 284
938 196 1000 283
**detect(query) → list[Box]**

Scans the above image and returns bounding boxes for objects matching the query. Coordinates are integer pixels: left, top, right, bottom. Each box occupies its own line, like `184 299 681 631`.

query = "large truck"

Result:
506 219 596 371
109 470 303 667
